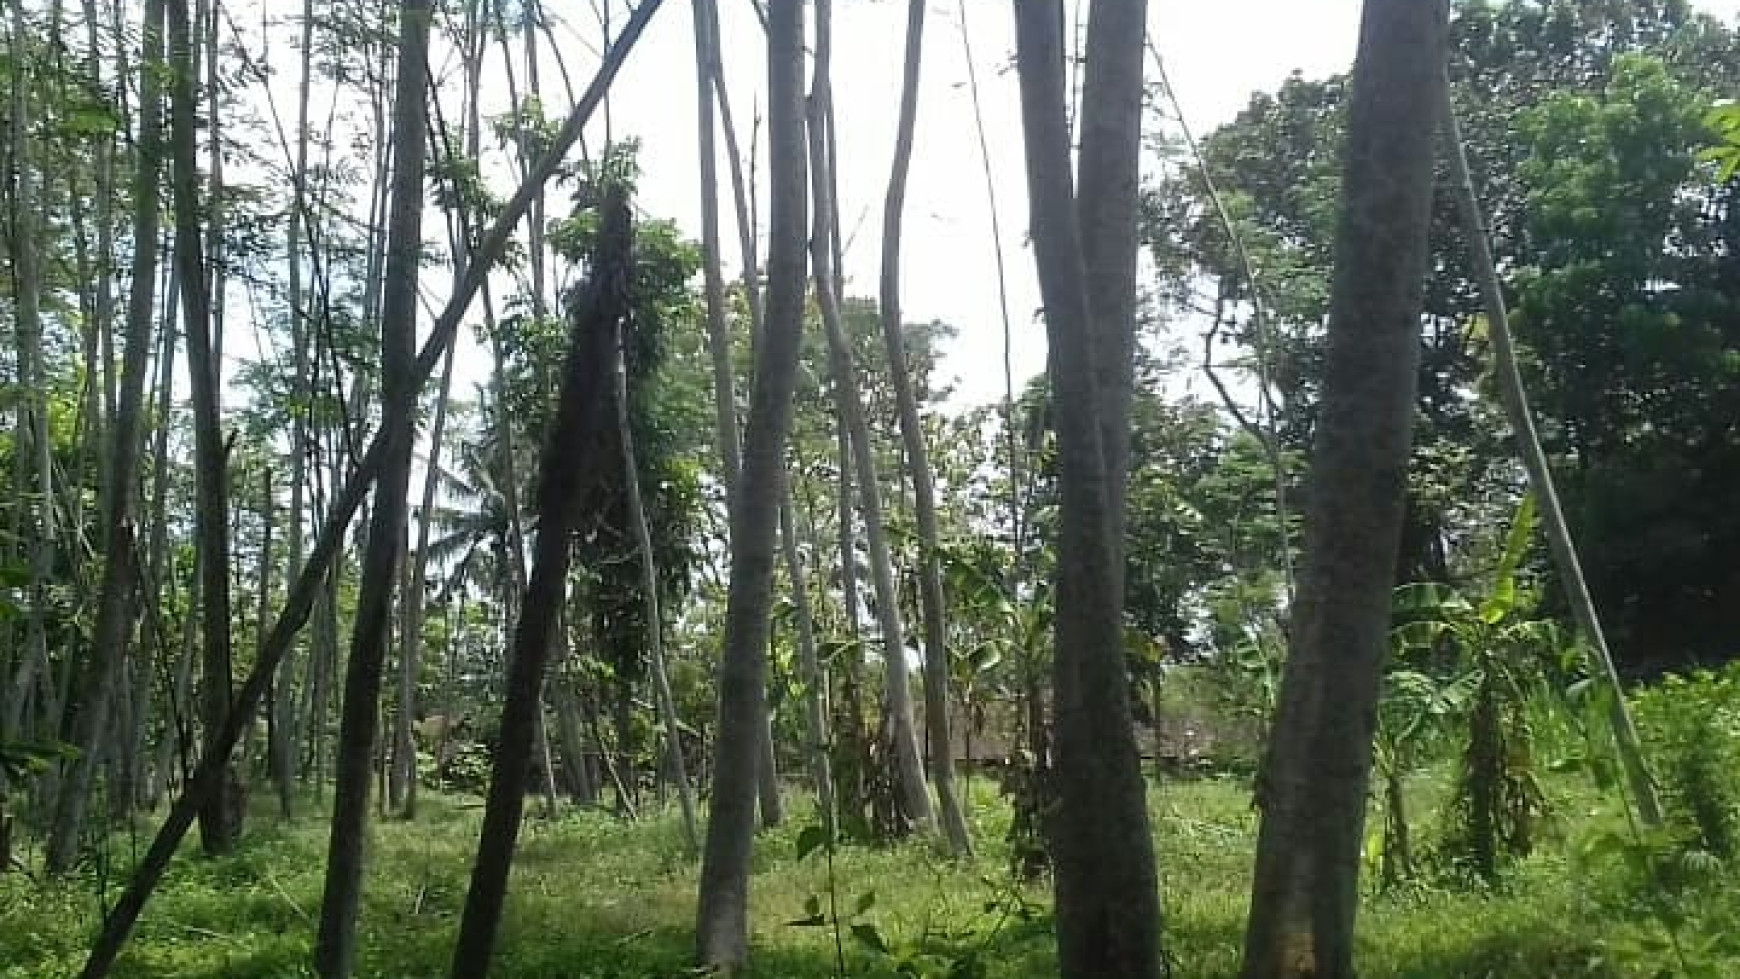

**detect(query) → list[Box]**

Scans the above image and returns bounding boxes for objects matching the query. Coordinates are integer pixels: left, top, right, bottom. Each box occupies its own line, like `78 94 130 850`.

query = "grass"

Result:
0 769 1732 978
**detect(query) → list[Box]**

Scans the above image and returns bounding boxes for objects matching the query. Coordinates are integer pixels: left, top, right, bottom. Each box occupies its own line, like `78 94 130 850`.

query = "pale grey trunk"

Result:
275 0 319 821
254 470 275 793
614 327 700 853
817 242 932 831
1013 2 1162 976
392 344 455 819
778 501 834 824
694 0 807 967
871 0 970 856
1439 88 1661 826
1238 3 1449 977
694 0 784 828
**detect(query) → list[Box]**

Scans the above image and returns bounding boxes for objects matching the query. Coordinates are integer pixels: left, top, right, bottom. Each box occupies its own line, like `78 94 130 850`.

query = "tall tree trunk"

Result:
448 189 633 979
693 0 784 828
75 11 661 971
1238 4 1449 978
694 0 806 967
392 345 455 820
817 233 932 832
163 0 242 859
254 470 275 783
275 0 319 822
9 0 56 765
310 0 429 974
613 324 700 854
1012 2 1162 977
45 0 166 873
778 500 833 824
833 421 868 821
1439 85 1662 829
870 0 970 856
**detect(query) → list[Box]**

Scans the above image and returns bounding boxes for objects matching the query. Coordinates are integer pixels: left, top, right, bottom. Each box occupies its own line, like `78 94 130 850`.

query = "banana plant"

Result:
1380 492 1562 885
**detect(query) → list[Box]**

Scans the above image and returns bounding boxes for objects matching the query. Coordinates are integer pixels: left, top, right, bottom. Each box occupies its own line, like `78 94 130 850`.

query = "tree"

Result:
694 0 806 968
312 0 430 973
45 0 166 875
1239 2 1450 977
448 185 635 979
1012 1 1163 976
163 0 242 859
874 0 970 857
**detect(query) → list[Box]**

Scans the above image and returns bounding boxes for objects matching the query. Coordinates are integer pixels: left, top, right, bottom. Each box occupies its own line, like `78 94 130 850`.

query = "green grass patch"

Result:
2 772 1734 978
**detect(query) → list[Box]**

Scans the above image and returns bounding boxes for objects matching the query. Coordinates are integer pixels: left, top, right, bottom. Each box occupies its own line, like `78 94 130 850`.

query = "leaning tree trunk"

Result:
871 0 970 856
73 10 662 973
694 0 807 968
1012 2 1162 977
447 187 634 979
45 0 166 874
311 0 429 974
1438 84 1662 829
1238 4 1449 978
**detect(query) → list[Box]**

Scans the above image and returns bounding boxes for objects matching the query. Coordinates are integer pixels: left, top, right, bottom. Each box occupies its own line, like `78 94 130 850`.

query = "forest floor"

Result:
0 772 1726 979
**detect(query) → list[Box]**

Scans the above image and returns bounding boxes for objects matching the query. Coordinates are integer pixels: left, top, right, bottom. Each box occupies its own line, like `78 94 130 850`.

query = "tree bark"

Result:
872 0 970 856
694 0 785 828
1438 84 1662 827
1012 2 1161 976
613 324 701 854
817 245 931 832
1238 4 1449 978
310 0 430 974
163 0 241 859
45 0 165 873
447 189 633 979
73 11 662 973
694 0 807 968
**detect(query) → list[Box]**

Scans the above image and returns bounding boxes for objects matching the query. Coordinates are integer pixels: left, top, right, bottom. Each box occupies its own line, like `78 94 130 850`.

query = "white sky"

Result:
542 0 1739 412
592 0 1367 409
236 0 1740 420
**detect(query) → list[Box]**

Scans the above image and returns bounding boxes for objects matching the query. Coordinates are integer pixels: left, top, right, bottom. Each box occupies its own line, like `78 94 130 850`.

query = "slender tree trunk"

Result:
614 324 700 854
695 0 807 967
1439 88 1661 825
693 0 785 828
75 13 662 971
255 469 276 783
310 1 429 975
833 421 869 819
45 0 166 872
162 0 243 858
392 345 455 820
275 0 319 822
817 241 932 832
870 0 970 856
448 189 634 979
1012 2 1162 976
1238 4 1449 977
9 0 56 778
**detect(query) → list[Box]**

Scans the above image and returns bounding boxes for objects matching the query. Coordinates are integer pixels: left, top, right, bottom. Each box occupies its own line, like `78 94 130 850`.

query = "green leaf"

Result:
854 890 877 916
850 923 890 955
795 824 829 862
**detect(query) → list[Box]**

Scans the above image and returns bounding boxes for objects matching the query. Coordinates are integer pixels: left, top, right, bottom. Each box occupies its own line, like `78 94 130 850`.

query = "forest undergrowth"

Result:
4 756 1728 979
